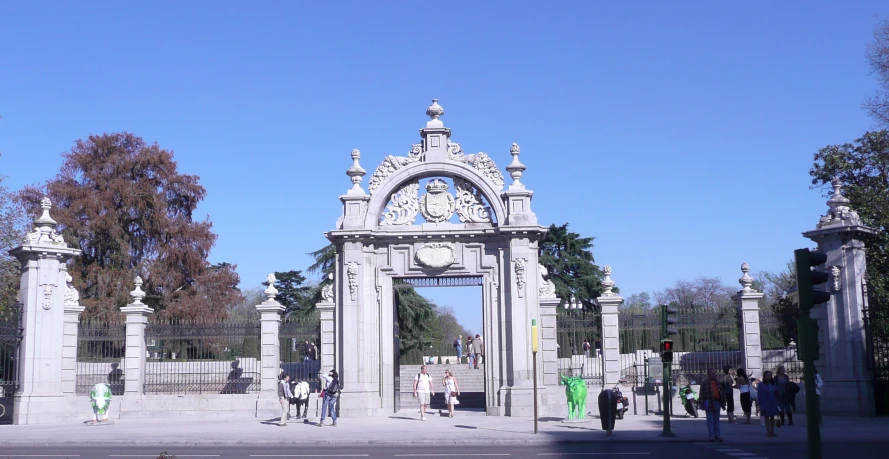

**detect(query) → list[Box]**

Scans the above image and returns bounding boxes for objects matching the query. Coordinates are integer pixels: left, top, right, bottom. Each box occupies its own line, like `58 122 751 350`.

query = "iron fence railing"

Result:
557 311 603 386
279 312 322 391
76 316 126 395
144 319 261 394
0 303 22 400
759 306 803 381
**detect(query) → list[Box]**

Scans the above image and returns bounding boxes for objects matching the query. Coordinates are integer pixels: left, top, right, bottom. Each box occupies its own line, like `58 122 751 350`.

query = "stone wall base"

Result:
13 394 83 425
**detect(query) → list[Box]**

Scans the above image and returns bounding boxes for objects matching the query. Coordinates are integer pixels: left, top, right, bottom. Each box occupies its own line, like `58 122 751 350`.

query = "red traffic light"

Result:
661 339 674 352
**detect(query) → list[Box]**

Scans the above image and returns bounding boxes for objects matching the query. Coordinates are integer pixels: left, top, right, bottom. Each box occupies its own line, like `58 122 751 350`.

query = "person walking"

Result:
455 336 463 364
442 368 460 418
699 368 725 442
757 371 780 437
750 377 760 417
309 342 318 361
278 373 293 426
721 365 737 424
413 365 435 421
319 369 340 427
774 366 792 427
466 337 475 369
472 334 483 369
582 340 591 358
303 340 311 363
736 368 753 424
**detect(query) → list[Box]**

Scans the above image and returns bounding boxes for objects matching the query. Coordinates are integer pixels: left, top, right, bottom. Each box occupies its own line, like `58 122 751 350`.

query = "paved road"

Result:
1 442 887 459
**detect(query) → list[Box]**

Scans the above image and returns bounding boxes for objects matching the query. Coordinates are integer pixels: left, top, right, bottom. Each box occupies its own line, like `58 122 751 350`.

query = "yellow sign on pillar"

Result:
531 319 539 354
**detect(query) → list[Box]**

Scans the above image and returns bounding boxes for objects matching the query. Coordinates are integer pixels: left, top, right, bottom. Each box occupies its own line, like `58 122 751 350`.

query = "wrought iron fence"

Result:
759 304 803 381
0 303 21 424
279 312 322 391
863 279 889 416
557 311 603 386
144 319 261 394
618 310 660 387
77 316 126 395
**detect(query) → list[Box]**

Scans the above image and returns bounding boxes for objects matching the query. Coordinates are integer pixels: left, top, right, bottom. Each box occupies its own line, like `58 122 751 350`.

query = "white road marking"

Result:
537 454 651 456
396 455 510 457
250 456 370 458
5 456 80 458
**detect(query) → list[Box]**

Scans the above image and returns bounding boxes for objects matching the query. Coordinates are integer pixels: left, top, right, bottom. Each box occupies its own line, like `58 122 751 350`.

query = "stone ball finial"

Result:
739 262 754 292
426 99 444 120
34 196 58 228
601 265 615 296
130 276 146 305
346 148 367 194
506 142 526 189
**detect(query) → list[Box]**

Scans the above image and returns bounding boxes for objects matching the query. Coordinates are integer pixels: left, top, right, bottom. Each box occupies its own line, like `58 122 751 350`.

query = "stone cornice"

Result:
803 224 877 241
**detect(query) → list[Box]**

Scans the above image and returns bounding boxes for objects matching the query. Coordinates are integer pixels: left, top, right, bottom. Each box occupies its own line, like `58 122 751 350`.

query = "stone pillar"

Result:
538 265 561 415
596 266 624 387
9 197 81 424
733 263 764 380
255 274 285 396
802 179 876 416
317 274 336 381
61 268 85 395
119 277 153 418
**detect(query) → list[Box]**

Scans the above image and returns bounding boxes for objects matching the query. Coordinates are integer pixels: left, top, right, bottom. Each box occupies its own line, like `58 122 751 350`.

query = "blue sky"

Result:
1 2 887 332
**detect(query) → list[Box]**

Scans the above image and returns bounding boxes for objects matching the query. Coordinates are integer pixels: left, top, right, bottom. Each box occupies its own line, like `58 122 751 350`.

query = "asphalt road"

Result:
0 442 887 459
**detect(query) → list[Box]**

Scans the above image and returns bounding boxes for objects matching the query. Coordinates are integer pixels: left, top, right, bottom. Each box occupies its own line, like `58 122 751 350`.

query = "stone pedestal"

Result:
119 292 153 418
597 292 623 387
255 300 285 395
61 301 85 395
733 263 764 380
317 301 336 379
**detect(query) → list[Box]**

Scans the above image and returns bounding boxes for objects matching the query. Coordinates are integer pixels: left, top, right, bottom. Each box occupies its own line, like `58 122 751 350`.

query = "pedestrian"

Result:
698 368 724 442
319 369 339 427
309 342 318 361
454 335 463 364
721 365 737 424
774 365 793 427
594 339 602 358
413 365 435 421
750 377 760 417
583 340 591 358
473 334 483 368
757 371 780 437
442 368 460 418
736 368 753 424
278 373 293 426
466 337 475 369
303 340 311 363
814 368 824 427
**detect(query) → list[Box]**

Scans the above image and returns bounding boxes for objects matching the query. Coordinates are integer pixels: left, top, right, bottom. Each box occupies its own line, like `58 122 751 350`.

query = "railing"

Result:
77 316 126 395
144 319 261 394
557 312 603 385
279 312 322 391
759 305 803 380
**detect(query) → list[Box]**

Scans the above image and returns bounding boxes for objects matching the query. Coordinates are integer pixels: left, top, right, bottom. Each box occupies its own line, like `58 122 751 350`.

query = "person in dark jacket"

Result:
698 368 725 442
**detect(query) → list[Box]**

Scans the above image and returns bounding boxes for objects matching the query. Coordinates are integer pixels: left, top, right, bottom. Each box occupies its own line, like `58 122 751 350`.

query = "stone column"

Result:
596 266 624 387
9 197 81 424
317 274 336 381
733 263 764 380
119 277 153 418
255 275 285 396
537 265 561 415
61 268 85 396
802 179 876 416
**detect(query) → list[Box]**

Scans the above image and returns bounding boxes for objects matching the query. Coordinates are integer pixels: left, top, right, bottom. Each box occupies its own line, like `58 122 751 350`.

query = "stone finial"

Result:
23 196 67 247
739 262 754 292
426 99 444 120
346 148 367 195
817 178 862 228
130 276 146 305
264 273 278 301
506 143 526 190
35 197 58 227
601 265 615 296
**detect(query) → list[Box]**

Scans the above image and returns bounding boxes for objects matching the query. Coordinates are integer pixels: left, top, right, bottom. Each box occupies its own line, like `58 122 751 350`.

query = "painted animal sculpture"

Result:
90 383 112 422
561 375 588 420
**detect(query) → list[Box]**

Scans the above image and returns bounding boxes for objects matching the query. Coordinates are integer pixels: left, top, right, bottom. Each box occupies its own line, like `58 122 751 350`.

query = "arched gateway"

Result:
322 100 563 417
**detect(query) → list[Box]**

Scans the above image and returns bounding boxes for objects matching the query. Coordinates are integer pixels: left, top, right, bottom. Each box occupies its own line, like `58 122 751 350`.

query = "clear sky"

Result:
1 2 887 331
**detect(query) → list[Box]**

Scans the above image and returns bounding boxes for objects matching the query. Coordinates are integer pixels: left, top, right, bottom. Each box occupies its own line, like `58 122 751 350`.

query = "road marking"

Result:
726 455 757 457
4 456 80 458
537 454 650 457
396 456 509 457
110 456 219 458
716 450 743 452
250 456 370 458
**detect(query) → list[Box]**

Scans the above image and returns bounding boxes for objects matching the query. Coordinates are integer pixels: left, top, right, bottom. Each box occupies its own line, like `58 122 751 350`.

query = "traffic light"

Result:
794 248 831 311
661 304 678 337
661 339 674 363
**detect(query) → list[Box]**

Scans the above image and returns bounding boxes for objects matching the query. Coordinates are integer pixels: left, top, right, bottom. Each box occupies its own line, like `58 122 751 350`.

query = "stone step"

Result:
398 391 486 410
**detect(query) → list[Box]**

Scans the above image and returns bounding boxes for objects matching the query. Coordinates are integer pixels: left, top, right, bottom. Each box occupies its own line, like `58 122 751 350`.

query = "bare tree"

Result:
865 19 889 126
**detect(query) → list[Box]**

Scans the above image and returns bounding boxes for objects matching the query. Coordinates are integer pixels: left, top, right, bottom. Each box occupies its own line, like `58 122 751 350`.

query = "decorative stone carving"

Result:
738 262 754 293
264 273 278 302
347 262 359 300
41 284 53 310
321 273 335 303
367 144 423 196
415 243 456 268
453 178 492 223
23 197 68 247
817 178 862 229
64 273 79 305
426 99 444 119
346 149 367 195
538 264 556 299
831 266 842 292
419 179 455 223
601 265 615 296
380 181 420 225
130 276 146 305
505 143 526 189
515 258 527 298
447 143 505 191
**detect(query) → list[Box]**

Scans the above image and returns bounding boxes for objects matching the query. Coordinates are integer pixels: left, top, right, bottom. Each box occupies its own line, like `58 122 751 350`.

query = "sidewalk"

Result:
1 410 886 447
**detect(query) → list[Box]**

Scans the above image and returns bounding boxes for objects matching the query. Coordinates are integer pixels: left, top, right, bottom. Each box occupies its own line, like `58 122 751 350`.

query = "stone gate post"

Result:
119 276 153 417
9 197 81 424
61 267 85 396
255 275 285 396
733 263 764 380
317 274 336 380
596 266 623 387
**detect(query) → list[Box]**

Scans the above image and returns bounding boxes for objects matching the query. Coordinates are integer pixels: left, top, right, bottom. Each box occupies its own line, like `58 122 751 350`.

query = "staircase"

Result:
399 363 486 409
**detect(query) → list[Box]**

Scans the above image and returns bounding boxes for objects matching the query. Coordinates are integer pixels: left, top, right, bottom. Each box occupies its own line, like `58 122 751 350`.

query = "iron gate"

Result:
0 303 22 424
863 280 889 416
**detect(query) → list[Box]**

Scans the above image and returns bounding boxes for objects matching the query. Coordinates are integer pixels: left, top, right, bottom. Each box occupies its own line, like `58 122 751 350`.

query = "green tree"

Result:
306 243 336 305
261 270 313 315
20 133 241 320
0 166 27 312
395 287 438 357
538 223 605 311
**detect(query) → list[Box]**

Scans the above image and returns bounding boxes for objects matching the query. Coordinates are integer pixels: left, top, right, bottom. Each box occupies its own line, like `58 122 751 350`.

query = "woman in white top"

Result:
736 368 753 424
442 369 461 418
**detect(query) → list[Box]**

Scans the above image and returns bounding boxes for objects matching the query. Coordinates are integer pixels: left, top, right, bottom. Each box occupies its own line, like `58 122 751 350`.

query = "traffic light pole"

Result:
798 312 822 459
660 363 674 437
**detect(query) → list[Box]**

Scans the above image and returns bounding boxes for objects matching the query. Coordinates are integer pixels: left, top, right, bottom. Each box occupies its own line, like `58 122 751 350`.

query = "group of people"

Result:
302 340 318 362
277 368 341 427
454 334 485 369
413 365 461 420
697 365 824 442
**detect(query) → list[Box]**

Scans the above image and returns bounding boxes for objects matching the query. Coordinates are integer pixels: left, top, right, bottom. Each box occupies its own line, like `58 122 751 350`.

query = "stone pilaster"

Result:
802 179 876 416
733 263 764 380
9 197 81 424
317 301 336 381
596 266 623 387
119 277 153 418
255 275 285 396
61 292 85 396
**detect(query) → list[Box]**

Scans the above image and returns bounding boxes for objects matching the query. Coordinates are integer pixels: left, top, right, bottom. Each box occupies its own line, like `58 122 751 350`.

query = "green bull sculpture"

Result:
561 374 588 420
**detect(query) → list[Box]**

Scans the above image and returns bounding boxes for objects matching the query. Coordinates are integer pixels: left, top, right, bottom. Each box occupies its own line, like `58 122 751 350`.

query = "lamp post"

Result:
532 318 539 434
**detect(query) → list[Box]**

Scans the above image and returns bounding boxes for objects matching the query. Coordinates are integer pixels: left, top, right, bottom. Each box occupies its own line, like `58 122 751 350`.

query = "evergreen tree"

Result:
538 223 605 311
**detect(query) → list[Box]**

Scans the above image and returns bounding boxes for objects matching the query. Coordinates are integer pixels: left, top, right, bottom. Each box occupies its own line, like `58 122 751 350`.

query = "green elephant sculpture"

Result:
561 374 588 420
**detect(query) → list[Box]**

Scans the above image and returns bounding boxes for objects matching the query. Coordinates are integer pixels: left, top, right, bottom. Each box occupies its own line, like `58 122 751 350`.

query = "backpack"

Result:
326 378 339 395
787 381 800 394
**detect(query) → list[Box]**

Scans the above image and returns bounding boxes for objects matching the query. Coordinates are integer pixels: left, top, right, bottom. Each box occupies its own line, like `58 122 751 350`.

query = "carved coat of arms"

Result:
420 179 455 223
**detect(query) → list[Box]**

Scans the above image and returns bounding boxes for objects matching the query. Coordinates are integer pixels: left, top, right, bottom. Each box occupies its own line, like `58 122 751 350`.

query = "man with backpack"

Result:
413 365 435 421
319 369 340 427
